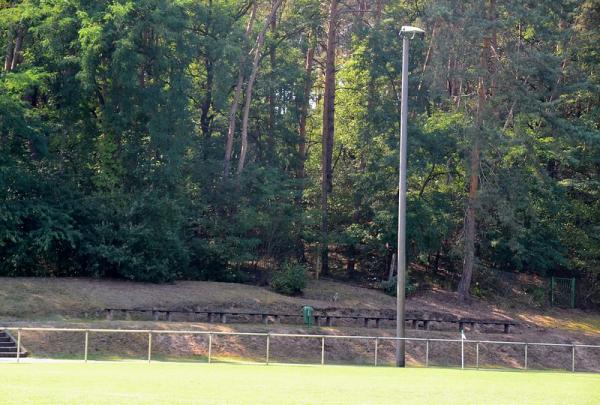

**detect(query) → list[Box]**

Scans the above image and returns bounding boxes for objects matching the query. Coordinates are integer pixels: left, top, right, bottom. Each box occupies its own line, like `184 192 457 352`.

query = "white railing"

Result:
2 326 599 372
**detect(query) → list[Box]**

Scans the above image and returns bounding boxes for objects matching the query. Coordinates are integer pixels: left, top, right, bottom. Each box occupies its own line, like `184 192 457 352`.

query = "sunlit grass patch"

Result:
1 361 599 404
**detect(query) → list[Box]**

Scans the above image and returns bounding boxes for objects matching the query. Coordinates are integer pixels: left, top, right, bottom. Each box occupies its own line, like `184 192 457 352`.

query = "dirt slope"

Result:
1 277 598 332
0 277 401 318
1 277 599 371
1 277 599 340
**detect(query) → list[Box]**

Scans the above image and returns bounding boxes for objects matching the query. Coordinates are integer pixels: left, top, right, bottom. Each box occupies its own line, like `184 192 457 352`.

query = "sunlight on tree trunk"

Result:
223 1 257 177
237 0 285 176
320 0 338 277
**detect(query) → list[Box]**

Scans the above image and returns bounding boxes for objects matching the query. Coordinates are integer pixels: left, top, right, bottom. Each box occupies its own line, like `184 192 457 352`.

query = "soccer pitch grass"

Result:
1 362 599 404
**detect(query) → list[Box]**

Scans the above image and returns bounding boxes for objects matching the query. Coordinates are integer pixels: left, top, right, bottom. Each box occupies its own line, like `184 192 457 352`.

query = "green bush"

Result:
270 262 308 295
78 194 189 283
472 282 484 298
379 277 397 296
379 277 417 297
525 286 548 307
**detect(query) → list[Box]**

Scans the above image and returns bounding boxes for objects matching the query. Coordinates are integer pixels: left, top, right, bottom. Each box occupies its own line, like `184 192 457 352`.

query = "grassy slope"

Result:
0 362 598 405
1 277 599 339
0 277 396 319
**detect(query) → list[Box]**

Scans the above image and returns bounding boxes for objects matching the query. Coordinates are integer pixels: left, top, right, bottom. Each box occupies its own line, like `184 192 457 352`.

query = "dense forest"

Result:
1 0 599 304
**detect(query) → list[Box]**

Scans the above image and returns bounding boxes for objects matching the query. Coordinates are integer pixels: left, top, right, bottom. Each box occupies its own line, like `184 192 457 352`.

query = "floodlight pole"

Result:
396 26 424 367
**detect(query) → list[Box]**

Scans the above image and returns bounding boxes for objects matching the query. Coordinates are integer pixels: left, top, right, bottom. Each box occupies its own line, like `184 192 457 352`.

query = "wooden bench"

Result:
104 308 302 324
310 314 515 333
103 308 516 333
457 318 516 334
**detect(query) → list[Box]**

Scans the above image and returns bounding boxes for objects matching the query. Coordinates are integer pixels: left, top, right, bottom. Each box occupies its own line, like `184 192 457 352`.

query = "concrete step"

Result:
0 352 28 358
0 330 28 358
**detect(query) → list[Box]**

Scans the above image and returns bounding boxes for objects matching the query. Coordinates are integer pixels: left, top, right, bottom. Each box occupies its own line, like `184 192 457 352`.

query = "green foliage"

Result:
78 194 189 282
379 277 397 297
378 277 418 297
525 286 549 308
270 262 308 295
0 0 598 301
471 282 484 299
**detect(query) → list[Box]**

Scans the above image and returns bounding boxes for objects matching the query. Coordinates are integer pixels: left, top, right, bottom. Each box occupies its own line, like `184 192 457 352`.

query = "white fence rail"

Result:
2 326 599 372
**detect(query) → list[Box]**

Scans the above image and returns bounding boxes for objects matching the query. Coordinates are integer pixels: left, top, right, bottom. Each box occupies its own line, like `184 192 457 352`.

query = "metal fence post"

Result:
476 342 479 369
16 329 21 363
461 337 464 369
147 332 152 363
572 345 576 372
524 343 528 370
425 339 429 368
84 331 89 363
208 333 212 364
571 278 576 309
321 337 325 365
266 334 270 365
374 338 379 367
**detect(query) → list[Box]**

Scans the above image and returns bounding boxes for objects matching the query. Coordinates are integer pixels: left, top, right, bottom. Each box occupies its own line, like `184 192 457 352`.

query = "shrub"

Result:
270 262 307 295
472 282 484 298
379 276 417 297
379 277 397 296
79 194 189 283
524 286 548 307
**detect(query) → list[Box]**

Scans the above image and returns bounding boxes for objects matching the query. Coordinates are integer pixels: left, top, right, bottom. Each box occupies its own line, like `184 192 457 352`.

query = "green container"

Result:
302 306 314 328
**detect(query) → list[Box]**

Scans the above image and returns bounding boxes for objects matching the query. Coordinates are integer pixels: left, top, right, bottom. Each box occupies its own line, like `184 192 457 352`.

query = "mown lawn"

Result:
0 362 598 404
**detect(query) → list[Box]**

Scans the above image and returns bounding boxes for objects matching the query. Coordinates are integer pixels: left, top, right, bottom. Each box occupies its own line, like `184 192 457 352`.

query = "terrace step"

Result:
0 352 28 358
0 330 28 358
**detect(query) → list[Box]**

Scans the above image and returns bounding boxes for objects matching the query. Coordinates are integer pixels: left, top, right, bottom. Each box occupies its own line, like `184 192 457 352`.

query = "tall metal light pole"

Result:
396 25 424 367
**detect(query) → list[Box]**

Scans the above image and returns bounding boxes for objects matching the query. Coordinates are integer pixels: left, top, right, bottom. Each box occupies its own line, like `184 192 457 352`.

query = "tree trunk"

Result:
297 35 315 182
388 253 397 281
458 0 496 301
293 35 316 262
200 0 214 140
201 58 214 138
457 129 480 301
237 0 284 175
266 1 277 162
223 1 257 176
549 19 571 104
4 30 14 72
418 22 437 92
10 28 25 71
320 0 338 276
346 257 356 278
4 26 26 73
488 0 498 99
366 0 381 113
433 249 441 273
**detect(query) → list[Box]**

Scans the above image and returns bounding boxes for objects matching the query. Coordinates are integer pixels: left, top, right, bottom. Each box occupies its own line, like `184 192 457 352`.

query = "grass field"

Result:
0 362 598 404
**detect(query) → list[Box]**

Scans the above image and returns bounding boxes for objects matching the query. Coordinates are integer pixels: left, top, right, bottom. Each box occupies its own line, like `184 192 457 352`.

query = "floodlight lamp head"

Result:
400 26 425 40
